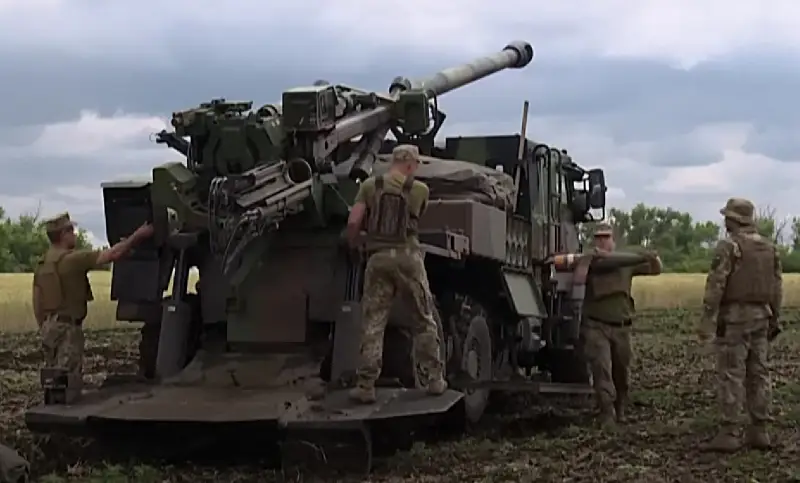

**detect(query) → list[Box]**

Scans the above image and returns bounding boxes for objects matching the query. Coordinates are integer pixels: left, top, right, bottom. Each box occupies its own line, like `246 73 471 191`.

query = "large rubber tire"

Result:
461 311 493 423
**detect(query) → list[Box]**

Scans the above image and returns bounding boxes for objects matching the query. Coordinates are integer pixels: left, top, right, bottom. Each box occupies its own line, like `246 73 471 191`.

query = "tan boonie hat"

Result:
43 212 75 233
593 222 613 237
392 144 420 164
719 197 755 225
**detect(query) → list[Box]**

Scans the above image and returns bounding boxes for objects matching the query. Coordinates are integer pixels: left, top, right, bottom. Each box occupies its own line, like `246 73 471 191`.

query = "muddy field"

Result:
2 308 799 482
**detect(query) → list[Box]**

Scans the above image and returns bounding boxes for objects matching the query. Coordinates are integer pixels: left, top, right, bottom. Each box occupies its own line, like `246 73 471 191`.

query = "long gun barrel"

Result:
333 41 534 141
412 41 534 96
345 41 534 180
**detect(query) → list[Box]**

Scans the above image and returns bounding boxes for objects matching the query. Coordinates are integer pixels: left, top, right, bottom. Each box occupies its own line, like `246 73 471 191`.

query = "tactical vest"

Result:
32 250 68 324
365 174 418 245
586 265 633 301
723 234 776 304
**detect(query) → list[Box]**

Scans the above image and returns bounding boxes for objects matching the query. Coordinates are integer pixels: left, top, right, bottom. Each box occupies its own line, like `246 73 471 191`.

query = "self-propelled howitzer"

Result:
26 41 550 475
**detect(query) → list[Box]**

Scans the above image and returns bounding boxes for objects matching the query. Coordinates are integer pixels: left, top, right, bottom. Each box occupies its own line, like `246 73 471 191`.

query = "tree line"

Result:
2 203 800 273
581 203 800 273
0 206 95 273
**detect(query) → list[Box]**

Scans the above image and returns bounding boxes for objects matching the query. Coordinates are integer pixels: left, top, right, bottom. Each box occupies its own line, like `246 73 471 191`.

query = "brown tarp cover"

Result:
373 155 516 210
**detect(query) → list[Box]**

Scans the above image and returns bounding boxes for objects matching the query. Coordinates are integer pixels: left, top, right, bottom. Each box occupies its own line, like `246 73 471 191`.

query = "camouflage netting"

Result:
372 155 516 210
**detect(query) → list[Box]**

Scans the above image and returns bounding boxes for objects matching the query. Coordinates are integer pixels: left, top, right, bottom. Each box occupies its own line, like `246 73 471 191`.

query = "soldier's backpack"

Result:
365 174 417 244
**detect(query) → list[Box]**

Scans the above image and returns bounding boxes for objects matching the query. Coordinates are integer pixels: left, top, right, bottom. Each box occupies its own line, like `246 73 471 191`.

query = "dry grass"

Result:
633 272 800 309
2 272 799 332
0 271 200 333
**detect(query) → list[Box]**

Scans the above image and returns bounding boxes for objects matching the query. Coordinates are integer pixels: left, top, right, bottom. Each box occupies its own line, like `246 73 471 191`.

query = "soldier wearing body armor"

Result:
345 144 446 404
33 213 154 398
583 223 663 427
698 198 782 452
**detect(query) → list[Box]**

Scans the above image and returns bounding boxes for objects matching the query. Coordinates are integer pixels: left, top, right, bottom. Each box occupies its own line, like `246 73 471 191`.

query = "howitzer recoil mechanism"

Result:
151 41 534 276
207 158 314 275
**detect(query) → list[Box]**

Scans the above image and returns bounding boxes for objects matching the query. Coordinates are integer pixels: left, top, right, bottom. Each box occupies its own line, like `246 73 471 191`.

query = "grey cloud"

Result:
742 126 800 162
0 141 163 197
5 46 800 146
634 135 724 167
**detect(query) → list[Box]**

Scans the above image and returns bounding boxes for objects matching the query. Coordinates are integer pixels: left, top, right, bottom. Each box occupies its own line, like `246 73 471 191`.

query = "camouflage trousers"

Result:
356 248 443 388
715 318 771 425
40 315 84 378
581 318 632 408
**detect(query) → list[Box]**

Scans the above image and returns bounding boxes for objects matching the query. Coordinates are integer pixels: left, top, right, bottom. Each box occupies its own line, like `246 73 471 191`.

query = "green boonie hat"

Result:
43 212 75 233
720 197 755 224
593 222 613 237
392 144 420 163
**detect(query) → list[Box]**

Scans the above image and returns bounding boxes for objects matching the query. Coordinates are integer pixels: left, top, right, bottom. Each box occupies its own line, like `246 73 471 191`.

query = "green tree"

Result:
582 203 800 273
0 205 94 273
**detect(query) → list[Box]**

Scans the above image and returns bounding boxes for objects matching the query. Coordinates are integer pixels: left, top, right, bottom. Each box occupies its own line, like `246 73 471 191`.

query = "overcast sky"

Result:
2 0 800 245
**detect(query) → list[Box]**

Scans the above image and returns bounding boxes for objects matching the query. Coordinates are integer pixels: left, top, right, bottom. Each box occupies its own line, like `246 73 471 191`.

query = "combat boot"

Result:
348 384 377 404
700 425 740 453
427 378 448 396
745 424 771 450
614 395 629 423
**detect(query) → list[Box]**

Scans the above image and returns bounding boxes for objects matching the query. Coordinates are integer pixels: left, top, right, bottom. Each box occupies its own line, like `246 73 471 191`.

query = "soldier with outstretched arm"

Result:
32 213 154 396
345 144 446 404
697 198 782 452
582 223 663 427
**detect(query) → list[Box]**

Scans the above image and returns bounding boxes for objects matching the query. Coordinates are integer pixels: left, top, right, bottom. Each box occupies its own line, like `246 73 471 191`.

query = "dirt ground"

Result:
1 309 798 483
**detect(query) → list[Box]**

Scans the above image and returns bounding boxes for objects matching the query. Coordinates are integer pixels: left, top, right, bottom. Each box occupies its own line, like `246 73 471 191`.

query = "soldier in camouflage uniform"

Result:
582 223 663 427
698 198 782 452
33 213 154 393
344 144 446 404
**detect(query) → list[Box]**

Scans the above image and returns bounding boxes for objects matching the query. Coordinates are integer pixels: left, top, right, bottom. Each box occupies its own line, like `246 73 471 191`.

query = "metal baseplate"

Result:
278 386 463 476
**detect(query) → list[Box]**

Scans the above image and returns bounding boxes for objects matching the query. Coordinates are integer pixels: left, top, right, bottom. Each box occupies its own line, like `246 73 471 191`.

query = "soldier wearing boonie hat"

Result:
698 198 782 453
32 212 155 402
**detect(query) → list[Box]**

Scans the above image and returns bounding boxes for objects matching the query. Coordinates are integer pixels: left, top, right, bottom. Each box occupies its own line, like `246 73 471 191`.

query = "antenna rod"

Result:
512 100 530 211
